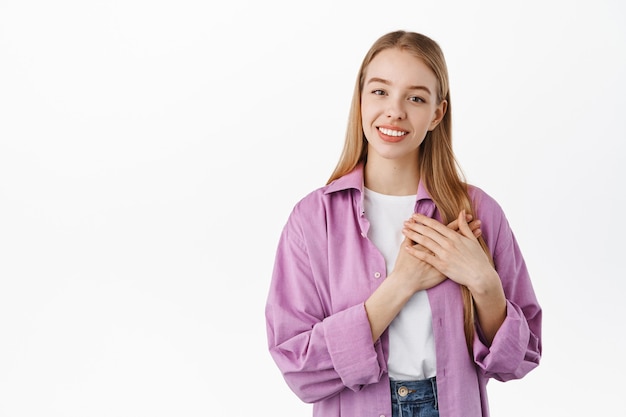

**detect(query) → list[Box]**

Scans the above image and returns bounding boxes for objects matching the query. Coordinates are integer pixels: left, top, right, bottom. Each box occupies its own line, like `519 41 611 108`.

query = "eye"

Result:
371 89 386 96
409 96 426 103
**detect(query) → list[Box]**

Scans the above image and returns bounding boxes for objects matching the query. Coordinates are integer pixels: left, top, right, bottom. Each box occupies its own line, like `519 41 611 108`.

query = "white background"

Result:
1 0 624 415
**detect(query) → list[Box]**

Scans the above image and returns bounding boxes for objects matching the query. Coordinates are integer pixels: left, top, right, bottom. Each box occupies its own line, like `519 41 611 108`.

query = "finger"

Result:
403 220 448 251
402 223 438 252
446 213 473 231
404 242 436 262
405 243 444 270
467 220 482 238
411 213 458 241
457 210 476 240
468 219 481 233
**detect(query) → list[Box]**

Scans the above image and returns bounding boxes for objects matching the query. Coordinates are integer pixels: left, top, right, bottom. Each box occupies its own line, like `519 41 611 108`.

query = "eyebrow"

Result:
366 77 432 95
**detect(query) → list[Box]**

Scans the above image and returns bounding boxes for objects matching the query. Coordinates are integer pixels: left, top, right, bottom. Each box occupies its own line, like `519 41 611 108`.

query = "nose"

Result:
386 99 406 120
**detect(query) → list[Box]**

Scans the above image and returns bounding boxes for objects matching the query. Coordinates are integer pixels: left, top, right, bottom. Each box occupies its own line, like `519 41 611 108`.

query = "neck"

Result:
364 153 420 196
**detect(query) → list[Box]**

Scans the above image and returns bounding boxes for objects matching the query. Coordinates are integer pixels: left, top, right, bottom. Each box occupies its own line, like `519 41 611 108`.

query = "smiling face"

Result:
361 48 447 165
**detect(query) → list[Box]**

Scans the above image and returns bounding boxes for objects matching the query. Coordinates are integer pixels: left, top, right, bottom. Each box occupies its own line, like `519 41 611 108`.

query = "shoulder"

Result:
290 166 363 218
290 182 354 219
467 184 506 219
467 184 519 255
279 183 357 249
290 186 327 217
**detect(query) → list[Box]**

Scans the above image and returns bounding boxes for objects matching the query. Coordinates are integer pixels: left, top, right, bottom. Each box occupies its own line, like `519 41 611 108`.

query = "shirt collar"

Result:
324 163 364 195
324 163 433 202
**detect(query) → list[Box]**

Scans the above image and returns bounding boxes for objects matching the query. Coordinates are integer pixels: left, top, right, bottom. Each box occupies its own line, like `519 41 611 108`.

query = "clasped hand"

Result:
393 210 492 293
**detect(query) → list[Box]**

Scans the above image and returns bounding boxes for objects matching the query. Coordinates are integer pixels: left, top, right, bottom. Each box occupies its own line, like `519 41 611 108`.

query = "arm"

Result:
266 207 486 402
265 213 385 403
472 227 542 381
366 214 483 342
403 206 541 381
364 238 445 342
403 211 506 344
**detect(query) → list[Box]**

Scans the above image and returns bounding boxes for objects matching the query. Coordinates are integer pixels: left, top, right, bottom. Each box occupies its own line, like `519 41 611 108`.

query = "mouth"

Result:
377 126 408 142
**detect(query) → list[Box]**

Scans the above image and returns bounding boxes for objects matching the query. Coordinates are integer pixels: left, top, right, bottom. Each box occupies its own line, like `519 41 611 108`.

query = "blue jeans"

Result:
390 377 439 417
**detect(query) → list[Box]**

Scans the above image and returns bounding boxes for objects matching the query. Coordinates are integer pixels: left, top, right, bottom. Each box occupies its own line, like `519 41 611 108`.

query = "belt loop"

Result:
431 377 438 410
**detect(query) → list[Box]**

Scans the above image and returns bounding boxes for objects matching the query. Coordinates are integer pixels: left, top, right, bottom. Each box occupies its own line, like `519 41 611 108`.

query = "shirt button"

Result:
374 272 381 279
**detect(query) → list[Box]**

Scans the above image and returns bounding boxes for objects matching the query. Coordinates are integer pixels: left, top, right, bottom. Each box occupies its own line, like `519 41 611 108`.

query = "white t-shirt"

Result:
364 187 437 381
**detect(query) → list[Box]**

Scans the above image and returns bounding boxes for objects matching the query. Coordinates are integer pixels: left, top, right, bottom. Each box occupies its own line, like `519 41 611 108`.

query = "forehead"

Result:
364 48 438 89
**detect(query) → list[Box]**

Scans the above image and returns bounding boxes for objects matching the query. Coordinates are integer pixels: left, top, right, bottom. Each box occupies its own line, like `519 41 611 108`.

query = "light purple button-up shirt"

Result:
265 164 542 417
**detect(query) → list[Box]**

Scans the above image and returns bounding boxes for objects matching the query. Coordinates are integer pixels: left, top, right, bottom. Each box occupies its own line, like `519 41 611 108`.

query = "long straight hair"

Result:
327 30 493 356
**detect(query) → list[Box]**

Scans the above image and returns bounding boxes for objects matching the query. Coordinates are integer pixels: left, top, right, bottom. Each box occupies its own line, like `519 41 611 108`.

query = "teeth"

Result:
379 127 407 137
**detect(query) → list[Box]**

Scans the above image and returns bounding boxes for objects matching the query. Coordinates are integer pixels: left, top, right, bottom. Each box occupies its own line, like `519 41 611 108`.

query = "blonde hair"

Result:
327 30 493 356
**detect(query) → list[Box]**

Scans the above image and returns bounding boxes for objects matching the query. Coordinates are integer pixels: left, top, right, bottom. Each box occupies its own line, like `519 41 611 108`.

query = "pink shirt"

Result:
265 164 542 417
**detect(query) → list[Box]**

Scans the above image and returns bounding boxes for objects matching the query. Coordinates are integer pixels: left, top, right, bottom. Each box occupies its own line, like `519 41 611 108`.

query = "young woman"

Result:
265 30 542 417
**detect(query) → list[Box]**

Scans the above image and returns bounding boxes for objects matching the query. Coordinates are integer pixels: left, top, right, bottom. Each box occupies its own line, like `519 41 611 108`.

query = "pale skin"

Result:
361 48 506 347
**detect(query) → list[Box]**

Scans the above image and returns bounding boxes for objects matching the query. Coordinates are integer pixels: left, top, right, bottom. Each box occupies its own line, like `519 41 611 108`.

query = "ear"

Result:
428 99 448 131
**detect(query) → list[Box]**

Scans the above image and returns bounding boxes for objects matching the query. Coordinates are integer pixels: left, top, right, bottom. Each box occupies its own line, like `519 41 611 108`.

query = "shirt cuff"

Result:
323 303 385 390
473 300 531 377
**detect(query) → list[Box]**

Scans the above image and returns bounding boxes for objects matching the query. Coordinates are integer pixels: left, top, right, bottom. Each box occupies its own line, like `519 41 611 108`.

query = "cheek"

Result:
360 101 377 126
360 107 370 127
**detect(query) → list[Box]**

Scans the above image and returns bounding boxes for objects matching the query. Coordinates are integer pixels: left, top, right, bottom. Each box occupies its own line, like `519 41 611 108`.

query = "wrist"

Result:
468 268 502 298
386 271 422 298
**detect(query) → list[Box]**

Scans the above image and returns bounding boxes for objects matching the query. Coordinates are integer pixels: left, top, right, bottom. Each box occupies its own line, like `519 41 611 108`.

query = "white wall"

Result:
1 0 624 415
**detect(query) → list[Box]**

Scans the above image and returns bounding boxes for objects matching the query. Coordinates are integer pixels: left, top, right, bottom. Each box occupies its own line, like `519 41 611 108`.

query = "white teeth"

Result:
379 127 407 137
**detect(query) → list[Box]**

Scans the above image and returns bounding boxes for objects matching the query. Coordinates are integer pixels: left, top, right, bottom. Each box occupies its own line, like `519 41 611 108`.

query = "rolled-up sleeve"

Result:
472 190 542 381
473 299 541 380
265 208 385 403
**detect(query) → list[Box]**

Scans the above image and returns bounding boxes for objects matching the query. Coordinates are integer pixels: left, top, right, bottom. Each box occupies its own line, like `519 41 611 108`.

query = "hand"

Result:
391 236 447 293
402 210 496 291
391 213 481 294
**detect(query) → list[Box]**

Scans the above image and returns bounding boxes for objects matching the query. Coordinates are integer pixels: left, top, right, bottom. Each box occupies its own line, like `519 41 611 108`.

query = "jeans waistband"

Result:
390 377 437 405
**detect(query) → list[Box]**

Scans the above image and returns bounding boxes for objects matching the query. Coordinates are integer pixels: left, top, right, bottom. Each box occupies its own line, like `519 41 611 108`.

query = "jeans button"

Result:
398 386 409 397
